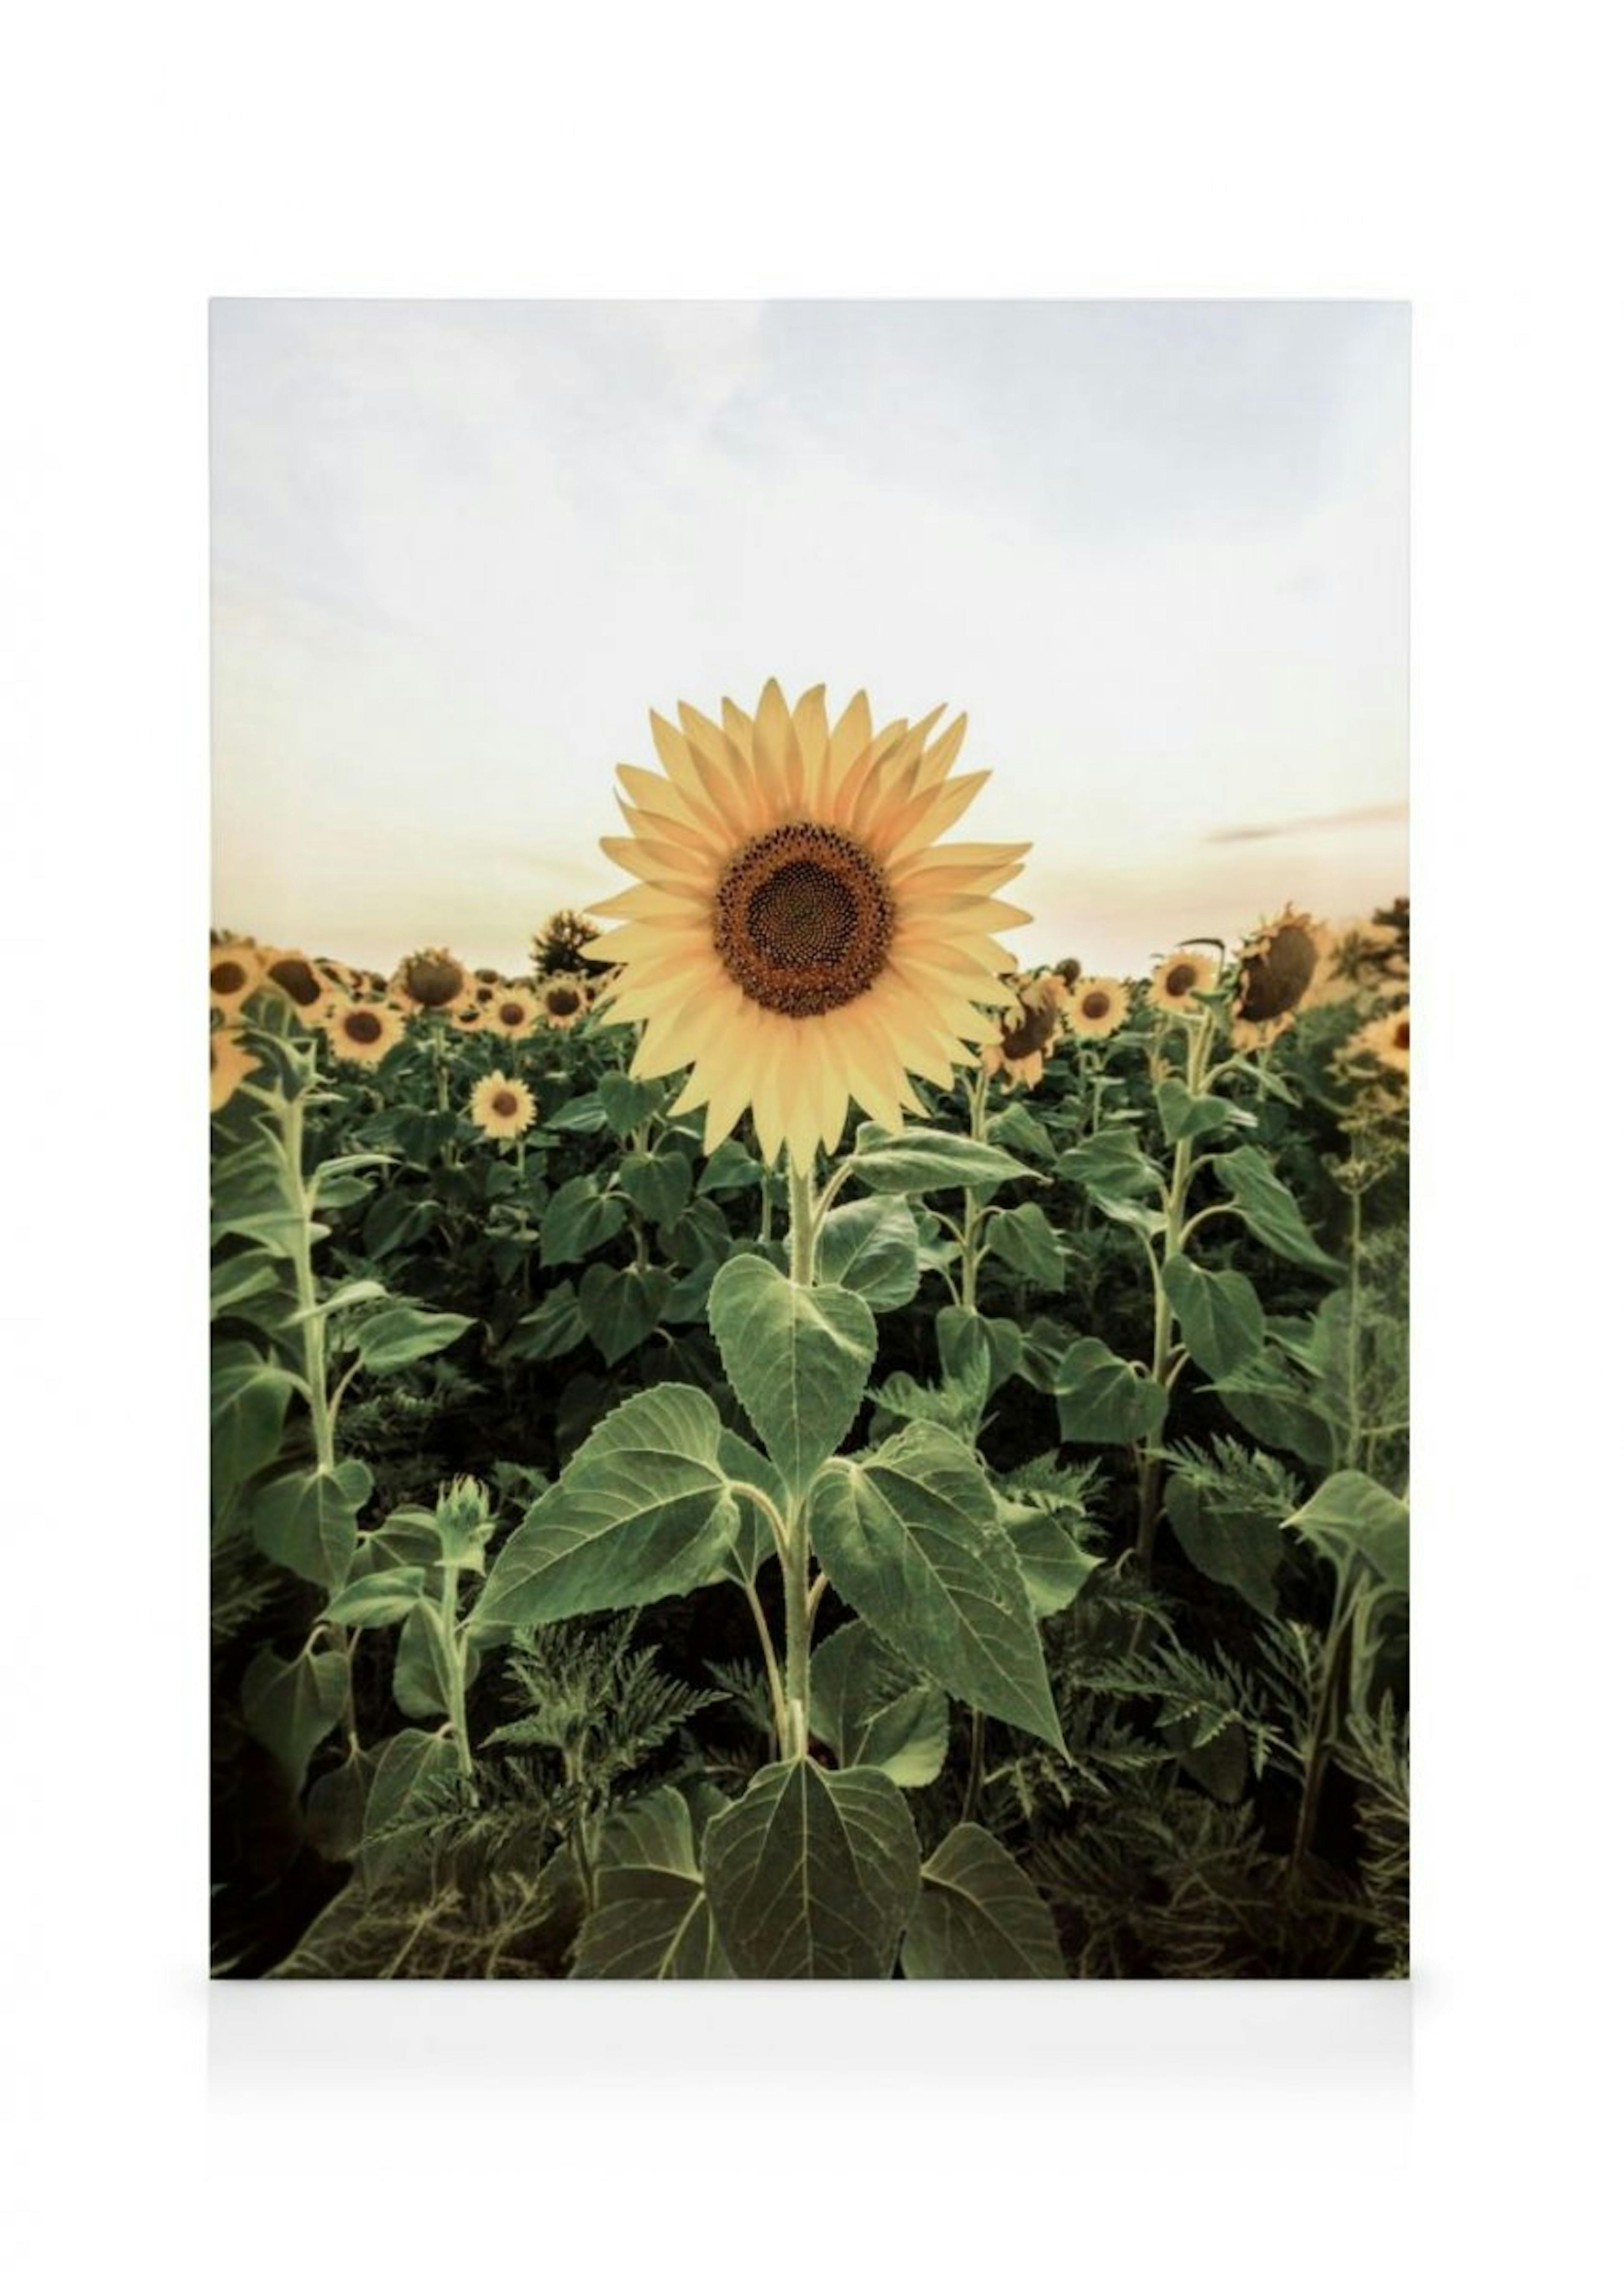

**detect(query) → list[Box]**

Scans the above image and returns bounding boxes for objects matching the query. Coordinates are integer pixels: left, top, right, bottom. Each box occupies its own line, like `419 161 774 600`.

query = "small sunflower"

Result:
261 950 333 1027
208 944 261 1016
1235 905 1326 1025
210 1026 262 1112
1065 975 1131 1040
982 973 1068 1090
1341 1007 1410 1082
533 908 604 979
469 1071 538 1143
1148 949 1219 1014
393 947 472 1014
540 976 592 1030
325 998 407 1067
486 987 541 1038
587 679 1026 1169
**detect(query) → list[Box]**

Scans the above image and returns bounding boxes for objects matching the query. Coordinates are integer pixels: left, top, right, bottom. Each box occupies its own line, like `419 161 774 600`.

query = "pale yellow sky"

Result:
211 301 1407 976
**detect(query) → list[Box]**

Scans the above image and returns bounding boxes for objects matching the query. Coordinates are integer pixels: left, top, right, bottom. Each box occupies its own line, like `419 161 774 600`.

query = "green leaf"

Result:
250 1460 373 1590
696 1139 763 1195
505 1281 589 1361
702 1758 921 1978
321 1566 427 1629
1155 1079 1233 1143
1053 1128 1160 1200
1213 1360 1337 1468
471 1384 742 1629
243 1644 349 1791
360 1728 462 1891
901 1824 1066 1980
809 1423 1065 1750
1055 1338 1168 1445
619 1148 692 1228
304 1747 372 1863
809 1621 949 1786
934 1308 1023 1420
996 1497 1100 1617
1287 1470 1410 1590
209 1252 281 1318
578 1261 672 1364
1163 1475 1281 1618
545 1091 607 1133
983 1201 1067 1291
540 1176 626 1265
598 1071 666 1136
816 1195 922 1312
984 1100 1057 1161
1213 1147 1342 1276
571 1788 734 1979
210 1352 297 1514
849 1125 1037 1196
707 1253 876 1495
1163 1253 1265 1380
293 1276 389 1323
348 1301 473 1375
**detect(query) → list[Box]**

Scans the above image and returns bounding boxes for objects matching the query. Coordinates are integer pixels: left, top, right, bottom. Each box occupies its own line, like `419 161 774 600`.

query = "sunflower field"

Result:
211 683 1409 1981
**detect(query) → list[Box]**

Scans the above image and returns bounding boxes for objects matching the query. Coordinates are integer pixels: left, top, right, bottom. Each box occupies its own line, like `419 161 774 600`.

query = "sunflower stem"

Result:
1136 1007 1215 1563
787 1165 817 1287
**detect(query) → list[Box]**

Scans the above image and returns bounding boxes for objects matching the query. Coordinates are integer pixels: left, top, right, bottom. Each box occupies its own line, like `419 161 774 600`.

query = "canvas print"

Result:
210 301 1409 1979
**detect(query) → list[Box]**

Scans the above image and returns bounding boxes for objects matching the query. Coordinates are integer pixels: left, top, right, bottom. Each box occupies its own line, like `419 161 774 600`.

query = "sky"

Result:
211 300 1408 977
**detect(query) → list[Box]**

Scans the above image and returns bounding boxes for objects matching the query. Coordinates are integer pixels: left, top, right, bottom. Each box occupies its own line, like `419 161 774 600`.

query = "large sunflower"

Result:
585 680 1027 1170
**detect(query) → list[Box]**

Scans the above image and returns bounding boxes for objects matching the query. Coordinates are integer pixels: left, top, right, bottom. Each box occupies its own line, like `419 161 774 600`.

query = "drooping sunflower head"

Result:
541 977 590 1030
586 680 1027 1169
1235 904 1330 1023
1052 957 1082 986
1148 948 1220 1013
325 997 407 1067
392 948 472 1014
486 987 540 1038
210 1026 262 1112
981 973 1067 1090
208 944 262 1016
261 950 333 1027
1065 975 1131 1040
469 1070 538 1143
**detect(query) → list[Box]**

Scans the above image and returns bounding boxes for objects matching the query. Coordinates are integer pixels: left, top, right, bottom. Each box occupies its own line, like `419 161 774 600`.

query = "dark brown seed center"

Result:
492 1090 519 1118
269 956 321 1007
211 959 247 994
345 1009 383 1045
1164 960 1199 999
714 824 894 1018
498 1002 525 1026
403 955 464 1007
546 985 581 1016
1081 988 1111 1020
1238 925 1317 1021
1002 998 1060 1060
1396 1018 1410 1051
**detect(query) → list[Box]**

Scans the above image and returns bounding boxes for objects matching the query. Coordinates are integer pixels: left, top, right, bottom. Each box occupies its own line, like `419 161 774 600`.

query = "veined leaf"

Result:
901 1824 1066 1980
578 1261 672 1364
1055 1338 1167 1445
809 1423 1065 1750
983 1201 1067 1291
470 1384 742 1630
816 1194 922 1312
348 1300 473 1375
571 1787 733 1979
809 1621 949 1787
707 1253 875 1495
1213 1147 1342 1276
243 1644 349 1793
849 1125 1037 1196
1163 1252 1265 1381
540 1176 626 1265
1287 1470 1410 1590
250 1459 373 1591
702 1757 921 1978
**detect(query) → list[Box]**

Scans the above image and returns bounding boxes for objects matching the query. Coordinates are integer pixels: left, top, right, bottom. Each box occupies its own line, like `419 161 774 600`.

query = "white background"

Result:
4 4 1619 2266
